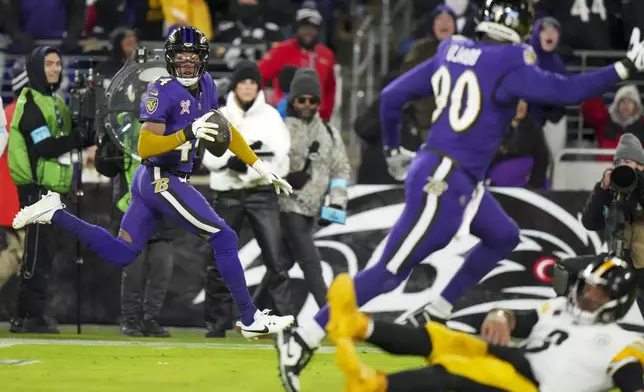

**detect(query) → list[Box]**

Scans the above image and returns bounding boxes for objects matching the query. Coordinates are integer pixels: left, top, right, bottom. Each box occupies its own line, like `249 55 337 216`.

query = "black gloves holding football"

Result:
286 171 311 190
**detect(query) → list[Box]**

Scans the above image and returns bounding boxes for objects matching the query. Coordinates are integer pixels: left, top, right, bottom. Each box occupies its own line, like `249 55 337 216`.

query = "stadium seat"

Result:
551 148 615 191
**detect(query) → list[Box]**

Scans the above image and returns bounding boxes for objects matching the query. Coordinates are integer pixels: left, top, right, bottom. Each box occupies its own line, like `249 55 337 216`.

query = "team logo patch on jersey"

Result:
146 97 159 114
180 100 191 115
523 48 537 65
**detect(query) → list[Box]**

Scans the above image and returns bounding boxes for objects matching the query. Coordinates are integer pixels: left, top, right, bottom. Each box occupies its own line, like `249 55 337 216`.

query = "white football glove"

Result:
628 28 644 71
185 111 219 142
617 28 644 79
251 160 294 195
385 146 416 181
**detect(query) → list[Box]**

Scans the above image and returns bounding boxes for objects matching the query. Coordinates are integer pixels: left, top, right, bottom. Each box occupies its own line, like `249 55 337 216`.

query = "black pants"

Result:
204 187 292 327
15 186 56 320
121 239 174 321
280 212 327 307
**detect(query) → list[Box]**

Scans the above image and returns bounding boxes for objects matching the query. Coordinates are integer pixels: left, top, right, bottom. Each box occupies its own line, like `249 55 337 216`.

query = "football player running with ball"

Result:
12 26 295 338
327 257 644 392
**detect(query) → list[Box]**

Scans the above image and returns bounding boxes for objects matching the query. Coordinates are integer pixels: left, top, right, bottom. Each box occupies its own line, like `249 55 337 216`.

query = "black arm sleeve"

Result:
613 362 644 392
581 183 612 231
19 93 81 159
512 309 539 339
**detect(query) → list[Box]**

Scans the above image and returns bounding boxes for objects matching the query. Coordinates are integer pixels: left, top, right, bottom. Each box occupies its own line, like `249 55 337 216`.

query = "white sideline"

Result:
0 338 382 353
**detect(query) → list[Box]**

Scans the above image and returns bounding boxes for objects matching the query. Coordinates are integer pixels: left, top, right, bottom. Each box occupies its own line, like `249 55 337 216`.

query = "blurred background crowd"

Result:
1 0 644 336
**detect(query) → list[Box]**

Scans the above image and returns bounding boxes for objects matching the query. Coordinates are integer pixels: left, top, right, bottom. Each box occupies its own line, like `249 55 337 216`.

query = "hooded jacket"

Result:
202 91 290 191
8 47 90 194
280 112 351 217
95 28 136 86
582 85 644 157
399 5 457 58
527 18 567 126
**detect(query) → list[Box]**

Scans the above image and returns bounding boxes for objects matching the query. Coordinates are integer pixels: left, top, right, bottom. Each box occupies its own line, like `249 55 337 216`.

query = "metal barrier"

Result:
380 0 415 77
564 50 644 143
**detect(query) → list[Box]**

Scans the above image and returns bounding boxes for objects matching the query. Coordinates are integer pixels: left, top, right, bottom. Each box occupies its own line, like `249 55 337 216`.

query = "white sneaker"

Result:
236 309 295 339
12 191 65 229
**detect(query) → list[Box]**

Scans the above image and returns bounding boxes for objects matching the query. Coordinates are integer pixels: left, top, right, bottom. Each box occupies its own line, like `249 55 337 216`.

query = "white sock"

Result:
431 296 453 318
365 319 374 339
298 319 326 349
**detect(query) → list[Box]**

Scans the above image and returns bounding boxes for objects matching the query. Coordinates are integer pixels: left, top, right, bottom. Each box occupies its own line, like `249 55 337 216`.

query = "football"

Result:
202 110 232 157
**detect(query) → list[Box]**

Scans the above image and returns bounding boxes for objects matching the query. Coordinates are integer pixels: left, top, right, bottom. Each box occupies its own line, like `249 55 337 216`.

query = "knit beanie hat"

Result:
615 133 644 164
278 65 297 93
289 68 321 101
231 60 262 89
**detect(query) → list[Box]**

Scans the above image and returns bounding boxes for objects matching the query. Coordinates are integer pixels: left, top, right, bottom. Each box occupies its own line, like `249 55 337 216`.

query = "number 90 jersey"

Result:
139 73 219 173
522 297 644 392
422 36 537 180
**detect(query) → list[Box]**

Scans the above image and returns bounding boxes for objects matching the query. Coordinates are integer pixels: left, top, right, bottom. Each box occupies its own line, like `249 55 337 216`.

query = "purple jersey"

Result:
139 73 219 173
381 35 622 180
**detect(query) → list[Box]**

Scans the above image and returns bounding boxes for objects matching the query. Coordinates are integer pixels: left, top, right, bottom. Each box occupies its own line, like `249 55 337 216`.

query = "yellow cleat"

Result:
336 338 387 392
326 273 369 343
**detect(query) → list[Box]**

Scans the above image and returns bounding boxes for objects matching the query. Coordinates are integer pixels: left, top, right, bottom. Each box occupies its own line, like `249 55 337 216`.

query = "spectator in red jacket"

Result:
258 7 336 122
582 85 644 161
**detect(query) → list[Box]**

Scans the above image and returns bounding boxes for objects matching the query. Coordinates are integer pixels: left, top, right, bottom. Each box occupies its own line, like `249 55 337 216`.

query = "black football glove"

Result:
227 156 248 173
286 171 311 190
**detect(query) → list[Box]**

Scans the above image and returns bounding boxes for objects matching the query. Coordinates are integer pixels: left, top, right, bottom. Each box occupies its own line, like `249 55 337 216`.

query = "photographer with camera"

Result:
7 46 94 333
554 134 644 316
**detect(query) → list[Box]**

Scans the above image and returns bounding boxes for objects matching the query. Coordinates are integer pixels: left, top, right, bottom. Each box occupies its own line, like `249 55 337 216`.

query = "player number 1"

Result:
176 142 193 162
430 66 482 133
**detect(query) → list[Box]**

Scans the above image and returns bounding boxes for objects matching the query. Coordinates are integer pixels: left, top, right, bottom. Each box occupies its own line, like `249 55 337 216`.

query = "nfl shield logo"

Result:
146 97 158 114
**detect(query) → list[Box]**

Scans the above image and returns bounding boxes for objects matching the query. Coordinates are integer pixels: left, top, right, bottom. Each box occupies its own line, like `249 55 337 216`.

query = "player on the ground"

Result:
275 0 644 388
327 257 644 392
12 26 295 338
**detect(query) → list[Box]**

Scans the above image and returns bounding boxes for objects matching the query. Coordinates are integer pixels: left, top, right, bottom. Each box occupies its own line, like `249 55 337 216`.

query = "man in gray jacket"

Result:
278 68 351 307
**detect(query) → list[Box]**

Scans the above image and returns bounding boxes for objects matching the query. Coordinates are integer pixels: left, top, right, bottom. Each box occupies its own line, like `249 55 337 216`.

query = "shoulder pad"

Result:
218 21 234 31
265 22 279 31
151 77 175 90
519 43 537 66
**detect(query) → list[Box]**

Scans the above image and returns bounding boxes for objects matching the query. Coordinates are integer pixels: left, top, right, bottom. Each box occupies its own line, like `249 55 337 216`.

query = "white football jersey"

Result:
522 297 644 392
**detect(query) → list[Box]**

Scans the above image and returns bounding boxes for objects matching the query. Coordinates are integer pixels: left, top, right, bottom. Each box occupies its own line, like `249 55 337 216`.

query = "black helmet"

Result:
567 257 638 325
164 26 210 86
475 0 534 44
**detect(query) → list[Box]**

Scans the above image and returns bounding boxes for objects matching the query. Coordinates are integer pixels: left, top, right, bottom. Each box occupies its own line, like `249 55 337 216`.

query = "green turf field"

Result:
0 325 420 392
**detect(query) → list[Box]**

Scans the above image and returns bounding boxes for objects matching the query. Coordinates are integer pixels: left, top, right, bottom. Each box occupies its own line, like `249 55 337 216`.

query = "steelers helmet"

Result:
164 26 210 86
475 0 534 44
567 257 638 325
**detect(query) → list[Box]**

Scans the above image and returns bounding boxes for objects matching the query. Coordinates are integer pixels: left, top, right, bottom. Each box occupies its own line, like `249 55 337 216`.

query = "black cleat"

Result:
275 329 315 392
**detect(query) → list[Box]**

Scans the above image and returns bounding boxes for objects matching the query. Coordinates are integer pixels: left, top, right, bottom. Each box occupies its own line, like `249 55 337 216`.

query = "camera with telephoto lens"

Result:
609 165 639 193
69 66 105 145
